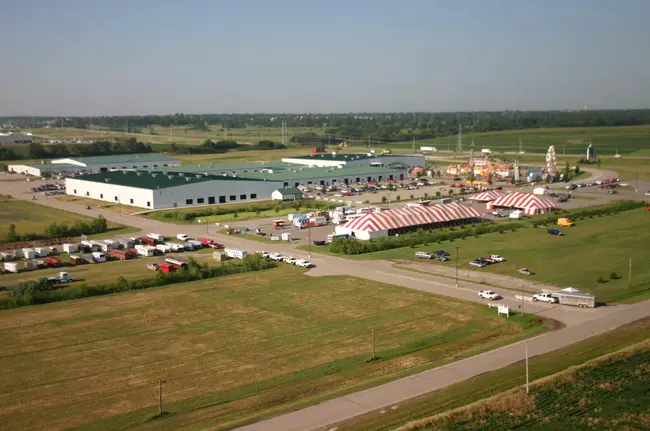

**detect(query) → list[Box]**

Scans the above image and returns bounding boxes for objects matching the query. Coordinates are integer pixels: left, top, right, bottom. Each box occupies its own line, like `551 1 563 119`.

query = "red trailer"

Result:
140 236 158 246
110 249 136 260
159 263 177 273
45 256 62 267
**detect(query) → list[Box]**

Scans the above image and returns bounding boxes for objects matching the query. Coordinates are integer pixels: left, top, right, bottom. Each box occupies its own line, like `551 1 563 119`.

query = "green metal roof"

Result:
73 170 272 190
156 161 292 173
275 188 303 196
237 165 404 181
284 153 376 162
70 155 179 165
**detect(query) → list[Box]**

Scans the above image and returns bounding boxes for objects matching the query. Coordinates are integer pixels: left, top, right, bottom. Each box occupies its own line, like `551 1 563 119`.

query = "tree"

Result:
409 194 414 200
27 142 48 159
487 173 493 185
575 165 581 175
274 206 281 215
396 195 401 201
381 196 387 203
7 223 19 242
170 142 178 153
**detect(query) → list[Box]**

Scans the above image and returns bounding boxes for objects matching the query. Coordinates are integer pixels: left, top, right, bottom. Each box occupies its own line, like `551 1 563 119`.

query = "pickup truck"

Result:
532 293 558 303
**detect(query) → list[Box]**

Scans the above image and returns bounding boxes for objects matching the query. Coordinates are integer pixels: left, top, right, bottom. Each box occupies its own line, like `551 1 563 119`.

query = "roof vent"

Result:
179 173 184 177
196 174 202 178
185 177 190 181
151 173 157 177
167 175 174 179
136 172 141 176
104 178 111 182
122 171 127 174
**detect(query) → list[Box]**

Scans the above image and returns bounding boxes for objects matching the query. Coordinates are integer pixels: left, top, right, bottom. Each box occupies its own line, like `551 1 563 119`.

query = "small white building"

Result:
8 154 180 176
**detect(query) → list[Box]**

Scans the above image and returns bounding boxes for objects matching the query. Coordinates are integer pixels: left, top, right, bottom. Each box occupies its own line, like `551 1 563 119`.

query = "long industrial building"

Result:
8 155 181 176
63 153 419 210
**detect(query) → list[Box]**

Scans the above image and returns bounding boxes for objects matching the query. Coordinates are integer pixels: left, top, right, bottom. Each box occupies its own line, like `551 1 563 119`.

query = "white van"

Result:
176 234 190 241
225 248 248 260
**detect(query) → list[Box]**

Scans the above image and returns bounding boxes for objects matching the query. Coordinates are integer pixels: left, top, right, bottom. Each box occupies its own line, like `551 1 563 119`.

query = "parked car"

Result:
283 256 297 264
415 251 433 259
478 290 501 300
489 255 506 262
295 259 313 268
519 268 535 275
434 255 449 262
433 250 450 256
548 229 564 236
469 259 487 268
256 250 270 258
532 293 558 303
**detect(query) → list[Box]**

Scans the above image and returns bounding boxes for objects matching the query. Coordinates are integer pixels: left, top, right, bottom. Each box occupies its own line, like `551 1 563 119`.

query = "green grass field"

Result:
334 318 650 431
0 198 139 242
390 125 650 155
0 265 543 431
316 208 650 303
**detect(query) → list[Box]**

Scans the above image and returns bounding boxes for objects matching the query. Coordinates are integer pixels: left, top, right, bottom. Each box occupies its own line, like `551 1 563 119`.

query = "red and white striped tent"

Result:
469 190 505 202
486 192 557 215
334 202 483 240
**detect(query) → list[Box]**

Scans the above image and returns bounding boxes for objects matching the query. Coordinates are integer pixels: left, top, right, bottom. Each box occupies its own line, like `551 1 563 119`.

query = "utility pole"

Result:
308 226 312 258
158 380 167 414
628 258 632 288
525 341 529 395
521 283 525 316
371 328 376 360
455 246 459 288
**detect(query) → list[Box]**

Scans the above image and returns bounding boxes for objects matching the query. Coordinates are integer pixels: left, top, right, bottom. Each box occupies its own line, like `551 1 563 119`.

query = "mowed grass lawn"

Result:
0 198 139 240
338 209 650 303
0 266 541 431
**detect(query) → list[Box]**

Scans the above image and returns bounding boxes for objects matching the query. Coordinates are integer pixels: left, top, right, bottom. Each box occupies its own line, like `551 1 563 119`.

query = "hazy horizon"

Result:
2 0 650 116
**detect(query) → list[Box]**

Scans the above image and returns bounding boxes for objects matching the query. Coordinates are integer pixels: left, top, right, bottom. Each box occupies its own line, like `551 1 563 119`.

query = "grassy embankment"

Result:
0 265 544 431
333 317 650 431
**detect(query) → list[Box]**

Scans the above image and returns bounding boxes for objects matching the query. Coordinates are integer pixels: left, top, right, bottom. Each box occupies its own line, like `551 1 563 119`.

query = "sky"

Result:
1 0 650 116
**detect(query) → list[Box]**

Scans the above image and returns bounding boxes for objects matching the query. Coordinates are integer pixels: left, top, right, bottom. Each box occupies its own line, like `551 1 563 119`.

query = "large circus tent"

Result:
468 190 505 202
486 192 558 215
334 202 483 240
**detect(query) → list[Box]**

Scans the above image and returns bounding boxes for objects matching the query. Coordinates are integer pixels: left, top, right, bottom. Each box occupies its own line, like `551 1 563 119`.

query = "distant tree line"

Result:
4 110 650 142
167 139 286 155
0 138 153 161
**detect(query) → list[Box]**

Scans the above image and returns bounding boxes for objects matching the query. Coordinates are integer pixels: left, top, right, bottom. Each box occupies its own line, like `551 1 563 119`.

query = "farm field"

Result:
0 265 543 431
334 317 650 431
0 197 139 242
390 125 650 155
319 208 650 303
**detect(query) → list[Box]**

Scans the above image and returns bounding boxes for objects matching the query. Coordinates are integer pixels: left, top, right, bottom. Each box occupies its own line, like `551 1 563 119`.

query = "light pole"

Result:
455 246 460 288
525 341 529 395
308 225 312 259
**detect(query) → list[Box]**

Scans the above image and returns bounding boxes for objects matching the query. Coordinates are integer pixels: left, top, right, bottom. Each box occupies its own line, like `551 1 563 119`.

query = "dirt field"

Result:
0 265 540 431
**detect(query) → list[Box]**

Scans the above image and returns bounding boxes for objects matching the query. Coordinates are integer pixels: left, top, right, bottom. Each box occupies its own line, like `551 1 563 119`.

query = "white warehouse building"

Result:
65 171 282 210
282 153 426 169
8 155 180 176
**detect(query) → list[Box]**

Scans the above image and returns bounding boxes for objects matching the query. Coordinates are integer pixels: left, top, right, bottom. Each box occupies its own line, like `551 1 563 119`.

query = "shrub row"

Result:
531 200 646 227
160 200 338 221
0 254 275 309
2 216 108 245
330 222 523 255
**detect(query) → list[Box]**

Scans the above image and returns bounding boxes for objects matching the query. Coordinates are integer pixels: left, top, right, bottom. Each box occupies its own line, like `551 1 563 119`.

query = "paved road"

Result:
3 173 649 431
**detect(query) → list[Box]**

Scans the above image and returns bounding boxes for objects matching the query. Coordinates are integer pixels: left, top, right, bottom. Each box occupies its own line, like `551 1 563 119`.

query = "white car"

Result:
478 290 500 300
176 234 190 241
283 256 297 264
489 255 506 262
295 259 313 268
256 250 270 258
270 253 284 261
532 293 558 303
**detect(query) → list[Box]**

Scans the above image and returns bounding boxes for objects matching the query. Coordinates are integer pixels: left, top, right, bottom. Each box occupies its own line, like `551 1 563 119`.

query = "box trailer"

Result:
288 213 306 221
110 249 136 260
62 243 77 254
34 247 48 257
533 187 547 196
158 263 177 273
69 255 88 265
135 245 155 257
118 238 134 249
24 260 38 271
103 239 120 249
147 233 165 242
224 248 248 260
551 292 596 308
46 256 63 267
309 216 328 226
140 236 157 246
91 252 107 263
165 258 188 269
4 262 19 273
22 248 36 259
0 252 15 262
156 243 173 253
